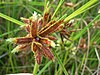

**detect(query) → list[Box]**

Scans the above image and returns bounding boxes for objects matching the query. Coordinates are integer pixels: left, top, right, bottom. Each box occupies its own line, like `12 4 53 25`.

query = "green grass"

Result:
0 0 100 75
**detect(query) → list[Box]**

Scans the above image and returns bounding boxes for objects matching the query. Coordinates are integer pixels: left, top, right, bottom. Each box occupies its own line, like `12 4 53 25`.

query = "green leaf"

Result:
51 0 64 19
73 14 100 41
53 50 68 75
64 0 98 22
37 61 52 75
0 13 25 26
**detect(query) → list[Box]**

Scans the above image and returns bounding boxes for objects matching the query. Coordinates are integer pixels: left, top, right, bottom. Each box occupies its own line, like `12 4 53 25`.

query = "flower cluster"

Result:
6 4 73 64
7 10 64 64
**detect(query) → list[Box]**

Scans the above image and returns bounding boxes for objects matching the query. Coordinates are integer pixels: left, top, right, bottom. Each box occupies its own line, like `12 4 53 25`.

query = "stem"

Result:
33 62 39 75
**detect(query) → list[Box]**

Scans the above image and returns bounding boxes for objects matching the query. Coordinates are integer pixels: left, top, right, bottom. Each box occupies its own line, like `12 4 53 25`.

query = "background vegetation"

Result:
0 0 100 75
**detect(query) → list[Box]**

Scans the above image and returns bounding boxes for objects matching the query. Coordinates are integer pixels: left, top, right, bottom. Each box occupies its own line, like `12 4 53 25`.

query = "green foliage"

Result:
0 0 100 75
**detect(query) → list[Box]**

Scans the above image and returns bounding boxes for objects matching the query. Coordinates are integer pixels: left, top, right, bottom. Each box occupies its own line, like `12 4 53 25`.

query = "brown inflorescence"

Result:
7 6 72 65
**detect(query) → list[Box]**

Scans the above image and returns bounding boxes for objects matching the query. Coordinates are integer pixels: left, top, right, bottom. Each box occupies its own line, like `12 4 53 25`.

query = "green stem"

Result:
33 62 39 75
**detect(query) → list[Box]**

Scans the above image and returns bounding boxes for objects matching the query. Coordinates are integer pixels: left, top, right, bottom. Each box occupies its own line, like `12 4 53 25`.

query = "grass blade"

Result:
64 0 98 22
53 50 68 75
73 14 100 40
37 61 52 75
51 0 64 19
0 28 20 38
0 13 24 26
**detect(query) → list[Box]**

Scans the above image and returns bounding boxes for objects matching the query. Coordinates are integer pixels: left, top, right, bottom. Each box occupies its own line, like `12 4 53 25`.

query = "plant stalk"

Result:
33 62 39 75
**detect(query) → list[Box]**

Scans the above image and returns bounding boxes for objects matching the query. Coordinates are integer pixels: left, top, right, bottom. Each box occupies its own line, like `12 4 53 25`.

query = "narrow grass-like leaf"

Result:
70 64 75 75
37 61 52 75
91 31 100 43
64 0 98 22
51 0 64 19
0 13 24 26
27 5 42 14
73 14 100 41
0 28 20 38
53 50 68 75
29 1 44 6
